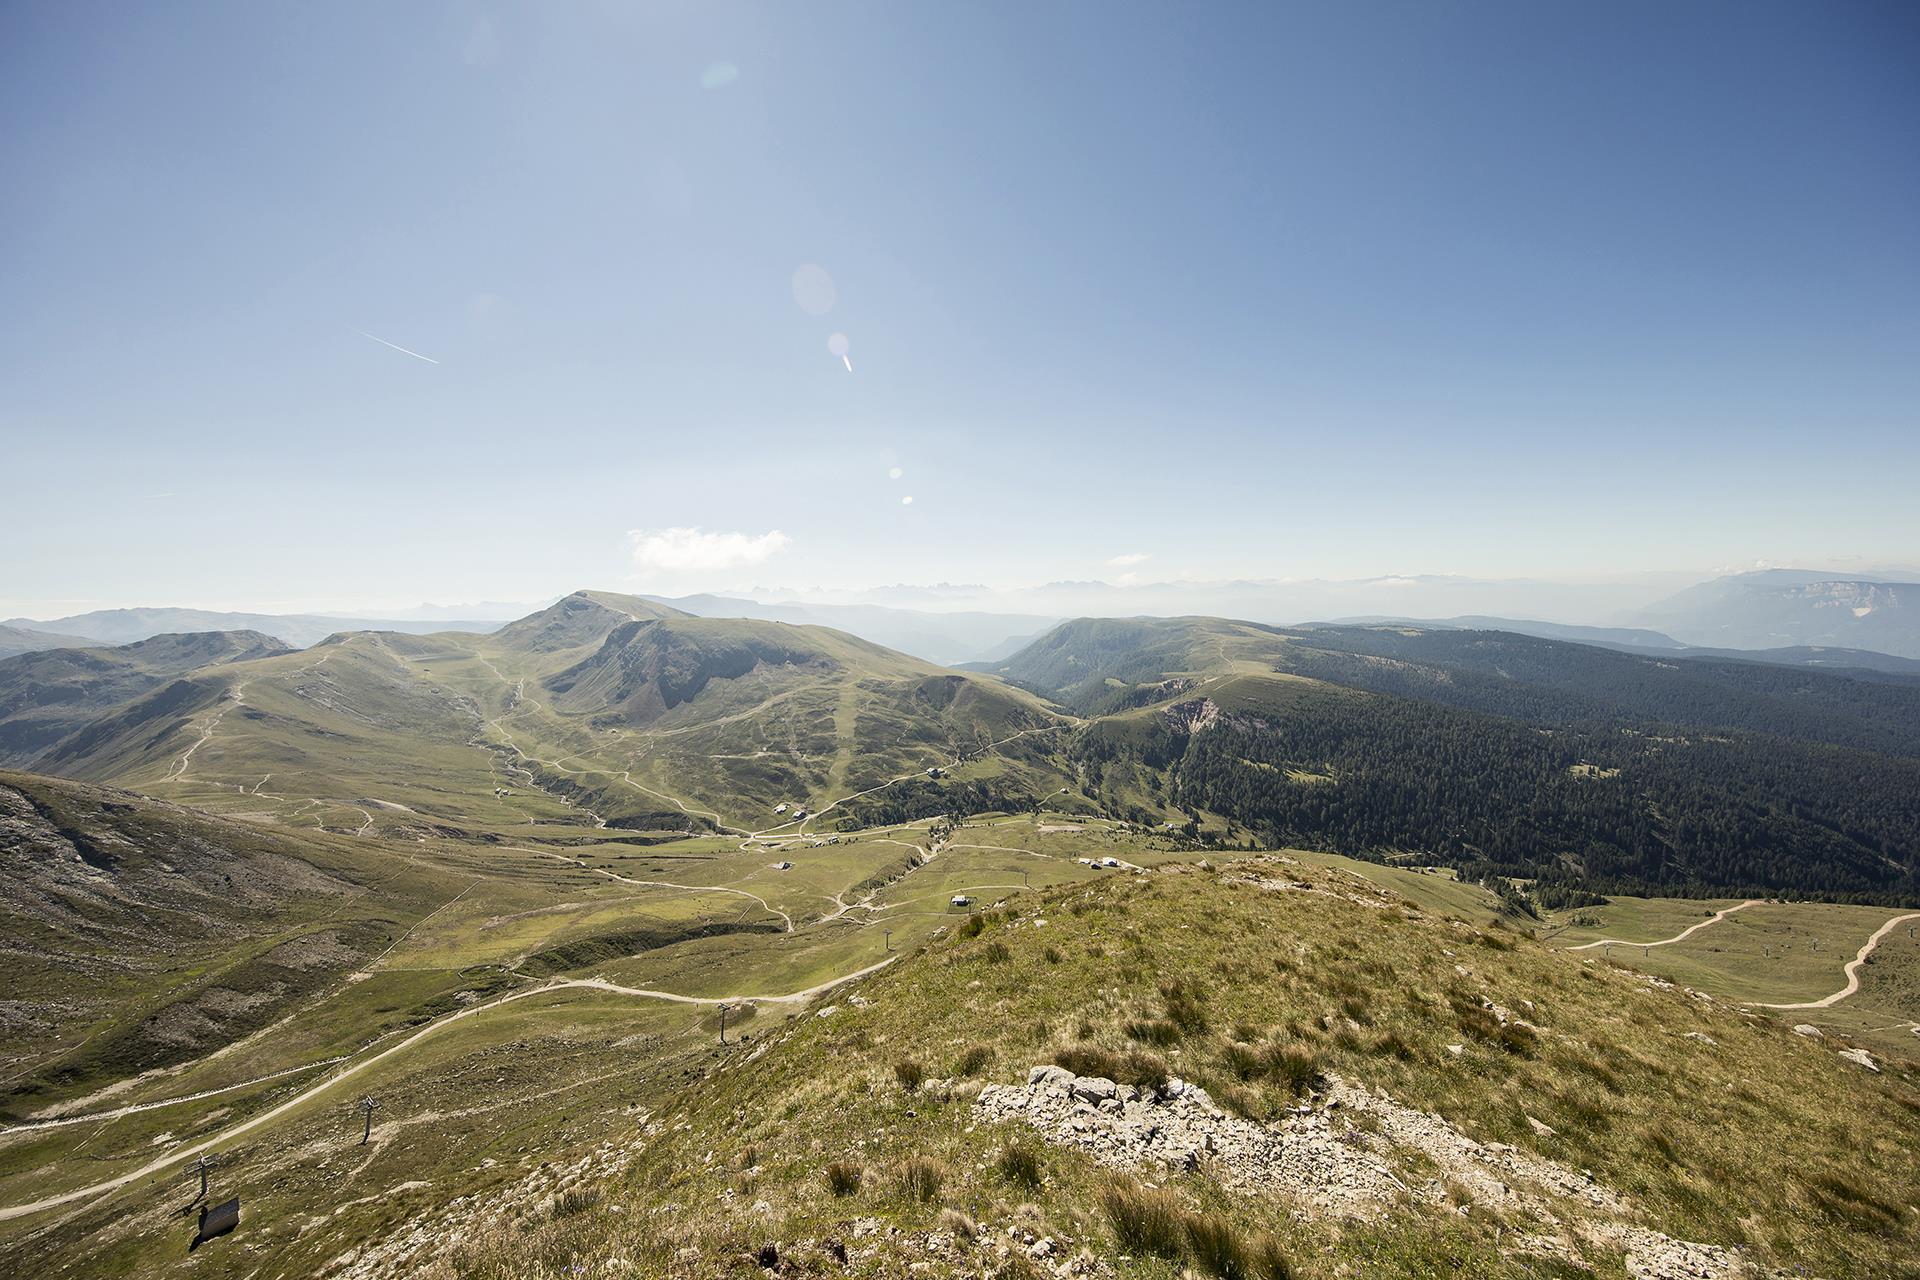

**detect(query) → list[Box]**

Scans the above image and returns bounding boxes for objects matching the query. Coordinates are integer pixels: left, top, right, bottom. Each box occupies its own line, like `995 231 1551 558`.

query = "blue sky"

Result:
3 1 1916 615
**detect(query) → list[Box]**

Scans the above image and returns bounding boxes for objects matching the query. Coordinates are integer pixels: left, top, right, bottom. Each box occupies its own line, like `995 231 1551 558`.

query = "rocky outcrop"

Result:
976 1065 1760 1279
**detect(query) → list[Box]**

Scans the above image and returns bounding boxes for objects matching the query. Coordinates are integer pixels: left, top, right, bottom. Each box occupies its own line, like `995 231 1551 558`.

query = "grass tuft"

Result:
823 1160 863 1197
897 1154 946 1203
995 1139 1045 1190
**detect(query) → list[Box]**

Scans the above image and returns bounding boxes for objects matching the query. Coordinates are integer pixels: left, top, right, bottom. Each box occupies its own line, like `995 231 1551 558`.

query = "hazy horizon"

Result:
9 558 1920 630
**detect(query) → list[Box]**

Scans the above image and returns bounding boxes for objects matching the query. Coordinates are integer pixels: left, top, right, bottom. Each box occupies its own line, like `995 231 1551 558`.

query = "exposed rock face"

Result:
977 1066 1758 1280
1161 697 1220 737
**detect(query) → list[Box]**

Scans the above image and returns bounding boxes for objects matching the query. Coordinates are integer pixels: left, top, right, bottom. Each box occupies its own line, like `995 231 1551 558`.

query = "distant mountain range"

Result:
1634 570 1919 658
1 595 1916 903
0 623 93 660
2 607 504 650
644 594 1059 667
9 566 1919 668
1317 614 1920 676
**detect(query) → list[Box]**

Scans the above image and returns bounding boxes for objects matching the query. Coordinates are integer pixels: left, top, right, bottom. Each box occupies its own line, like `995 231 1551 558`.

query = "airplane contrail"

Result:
354 329 440 364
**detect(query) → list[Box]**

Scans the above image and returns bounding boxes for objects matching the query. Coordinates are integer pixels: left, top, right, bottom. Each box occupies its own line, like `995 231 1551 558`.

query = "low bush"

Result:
1097 1179 1186 1258
897 1155 946 1203
1124 1017 1181 1046
1159 977 1209 1033
995 1139 1044 1190
550 1185 602 1219
1053 1042 1169 1089
894 1057 926 1091
823 1160 863 1197
1257 1040 1321 1095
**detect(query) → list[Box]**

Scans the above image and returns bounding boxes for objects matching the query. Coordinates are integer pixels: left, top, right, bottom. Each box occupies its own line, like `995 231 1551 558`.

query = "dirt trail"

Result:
0 1056 350 1134
0 960 895 1222
750 723 1069 840
1565 901 1761 952
1756 912 1920 1010
161 680 251 782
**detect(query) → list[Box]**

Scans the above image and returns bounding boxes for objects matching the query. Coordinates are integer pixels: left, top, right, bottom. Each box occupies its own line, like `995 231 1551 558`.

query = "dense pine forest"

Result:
1072 683 1920 903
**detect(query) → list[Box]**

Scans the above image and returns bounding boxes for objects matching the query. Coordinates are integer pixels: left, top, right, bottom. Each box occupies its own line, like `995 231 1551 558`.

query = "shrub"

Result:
1097 1179 1186 1258
894 1058 926 1091
961 913 987 938
983 941 1011 963
954 1044 995 1077
550 1185 602 1218
1159 977 1209 1033
1257 1041 1321 1096
995 1139 1044 1190
1053 1043 1169 1089
1249 1233 1294 1279
1222 1041 1263 1080
1183 1211 1249 1277
1367 1029 1416 1061
1043 945 1063 964
823 1160 863 1197
1124 1017 1181 1046
897 1155 946 1202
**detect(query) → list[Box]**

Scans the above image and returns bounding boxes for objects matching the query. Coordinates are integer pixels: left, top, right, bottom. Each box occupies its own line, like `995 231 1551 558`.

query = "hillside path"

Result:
0 959 894 1222
1565 900 1761 952
1755 912 1920 1010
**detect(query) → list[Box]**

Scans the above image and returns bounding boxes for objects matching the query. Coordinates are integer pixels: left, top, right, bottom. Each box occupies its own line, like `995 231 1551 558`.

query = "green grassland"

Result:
1542 895 1751 948
1540 897 1920 1061
30 593 1070 847
411 857 1919 1280
1289 849 1515 926
6 761 1918 1277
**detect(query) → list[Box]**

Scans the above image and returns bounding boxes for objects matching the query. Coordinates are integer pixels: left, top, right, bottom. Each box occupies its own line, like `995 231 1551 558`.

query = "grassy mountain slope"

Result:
0 770 451 1114
491 590 690 657
2 608 501 649
0 624 95 661
13 595 1065 841
341 856 1920 1280
0 632 290 765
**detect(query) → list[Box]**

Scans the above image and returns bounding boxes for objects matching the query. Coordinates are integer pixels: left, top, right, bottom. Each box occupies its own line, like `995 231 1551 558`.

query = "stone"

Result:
1071 1076 1117 1103
1837 1047 1879 1072
1791 1024 1823 1038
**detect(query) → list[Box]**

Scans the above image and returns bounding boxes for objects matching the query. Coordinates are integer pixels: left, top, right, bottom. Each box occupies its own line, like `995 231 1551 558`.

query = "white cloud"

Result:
1107 552 1150 567
701 61 740 89
626 527 791 576
888 466 903 480
901 495 914 505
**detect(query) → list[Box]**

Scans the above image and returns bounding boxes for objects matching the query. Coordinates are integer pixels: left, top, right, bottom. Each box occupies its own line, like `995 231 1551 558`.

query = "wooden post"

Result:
718 1003 729 1045
358 1096 380 1145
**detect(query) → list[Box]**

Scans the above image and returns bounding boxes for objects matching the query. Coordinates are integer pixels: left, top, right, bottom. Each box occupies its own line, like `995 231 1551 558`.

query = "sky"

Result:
3 1 1917 617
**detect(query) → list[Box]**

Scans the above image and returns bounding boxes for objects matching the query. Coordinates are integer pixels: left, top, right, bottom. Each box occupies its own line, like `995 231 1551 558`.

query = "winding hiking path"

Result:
1565 901 1762 952
0 1057 351 1134
1755 912 1920 1011
0 959 895 1223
